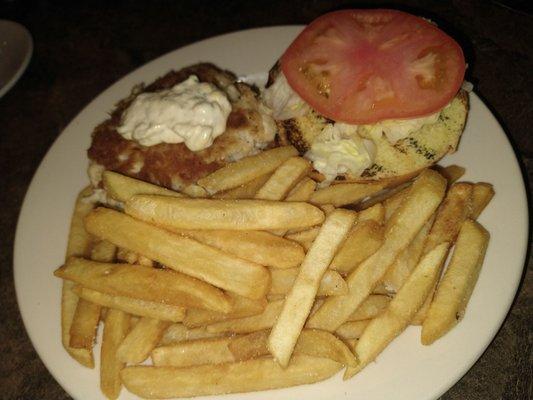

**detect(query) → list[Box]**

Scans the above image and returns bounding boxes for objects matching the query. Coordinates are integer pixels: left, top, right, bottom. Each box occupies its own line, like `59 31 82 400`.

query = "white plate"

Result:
14 26 528 400
0 20 32 98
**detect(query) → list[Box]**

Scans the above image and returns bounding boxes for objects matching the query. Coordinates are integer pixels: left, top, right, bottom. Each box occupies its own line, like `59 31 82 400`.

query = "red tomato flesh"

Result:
281 9 466 124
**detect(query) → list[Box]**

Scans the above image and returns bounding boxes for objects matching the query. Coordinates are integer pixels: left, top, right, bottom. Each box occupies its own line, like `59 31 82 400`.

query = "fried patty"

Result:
88 63 276 190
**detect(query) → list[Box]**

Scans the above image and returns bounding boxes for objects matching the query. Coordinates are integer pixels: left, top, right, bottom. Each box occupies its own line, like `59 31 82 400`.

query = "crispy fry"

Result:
270 268 348 297
285 227 320 251
117 317 171 364
213 173 271 199
70 240 116 350
69 298 101 349
383 187 409 222
152 337 235 367
382 216 434 293
102 170 184 203
355 181 413 211
329 220 384 275
56 258 231 313
229 329 357 367
413 183 473 323
62 187 96 368
121 355 342 399
433 164 466 184
174 229 304 269
347 295 391 321
85 208 270 299
100 309 130 400
197 146 299 193
357 203 385 224
206 300 284 334
183 294 267 328
269 210 357 367
73 286 186 322
126 196 325 231
285 177 317 202
310 181 387 207
159 324 228 346
470 183 495 219
181 184 207 198
422 220 490 345
307 170 447 331
335 320 370 341
254 157 311 200
344 242 450 379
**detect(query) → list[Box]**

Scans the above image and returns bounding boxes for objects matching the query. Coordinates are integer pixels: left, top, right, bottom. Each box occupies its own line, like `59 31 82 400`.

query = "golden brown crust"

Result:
88 64 275 190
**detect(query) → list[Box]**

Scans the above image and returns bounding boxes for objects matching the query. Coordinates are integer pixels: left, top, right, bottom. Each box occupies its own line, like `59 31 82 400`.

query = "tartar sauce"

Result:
306 123 376 183
360 111 441 144
117 75 232 151
262 72 310 120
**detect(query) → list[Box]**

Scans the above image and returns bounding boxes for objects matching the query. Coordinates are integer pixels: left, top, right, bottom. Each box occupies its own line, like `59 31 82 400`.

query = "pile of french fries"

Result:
54 145 495 399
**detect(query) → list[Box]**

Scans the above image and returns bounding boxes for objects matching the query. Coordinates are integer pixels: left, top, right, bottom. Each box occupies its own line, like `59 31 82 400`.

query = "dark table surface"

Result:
1 1 531 399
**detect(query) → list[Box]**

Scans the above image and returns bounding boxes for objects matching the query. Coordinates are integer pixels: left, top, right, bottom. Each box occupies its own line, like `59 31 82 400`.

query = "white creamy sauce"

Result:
262 72 310 120
306 123 376 183
117 75 232 151
361 111 441 144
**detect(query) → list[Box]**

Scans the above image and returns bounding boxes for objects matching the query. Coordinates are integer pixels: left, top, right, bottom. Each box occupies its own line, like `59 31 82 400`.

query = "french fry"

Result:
347 295 391 321
422 220 490 345
422 183 473 253
121 355 342 399
73 286 186 322
470 183 495 219
285 227 320 251
102 170 184 203
344 242 450 379
62 187 96 368
174 229 304 269
433 164 466 184
152 337 235 367
413 183 473 323
355 181 412 211
69 299 101 350
229 329 357 367
183 294 267 328
269 209 357 367
125 196 324 231
335 320 370 341
213 173 271 199
159 324 228 346
181 184 207 198
329 220 384 275
383 187 409 222
285 177 317 202
270 268 348 297
69 240 116 350
55 258 231 313
357 203 385 224
85 208 270 299
382 216 434 293
307 170 447 331
100 309 130 400
254 157 311 200
206 300 284 334
310 181 387 207
117 317 171 364
197 146 299 193
266 174 316 236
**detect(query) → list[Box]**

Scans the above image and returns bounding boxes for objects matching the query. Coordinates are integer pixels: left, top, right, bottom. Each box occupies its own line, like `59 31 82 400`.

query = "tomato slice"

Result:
281 9 466 124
